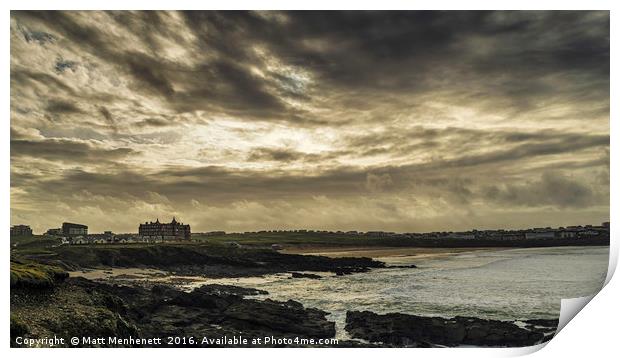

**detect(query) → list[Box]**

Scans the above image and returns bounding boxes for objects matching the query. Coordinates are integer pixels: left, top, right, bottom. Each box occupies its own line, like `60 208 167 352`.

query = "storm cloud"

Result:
10 11 609 233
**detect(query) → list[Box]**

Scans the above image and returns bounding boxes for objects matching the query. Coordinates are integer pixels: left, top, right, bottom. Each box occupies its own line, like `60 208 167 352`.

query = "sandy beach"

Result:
281 246 509 259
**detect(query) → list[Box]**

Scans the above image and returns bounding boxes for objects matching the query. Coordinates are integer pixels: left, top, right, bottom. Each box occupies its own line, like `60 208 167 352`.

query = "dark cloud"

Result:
98 106 113 123
54 56 78 74
11 11 609 123
10 11 609 232
11 138 137 163
11 69 77 97
13 11 289 119
343 127 609 167
442 133 609 168
45 99 83 115
484 172 600 208
248 147 304 162
124 51 175 97
134 117 174 128
16 22 56 45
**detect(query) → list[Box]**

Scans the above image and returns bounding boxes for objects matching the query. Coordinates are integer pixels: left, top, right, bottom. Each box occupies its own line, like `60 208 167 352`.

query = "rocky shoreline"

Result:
11 277 339 347
12 271 559 348
38 244 385 278
345 310 557 347
10 245 562 348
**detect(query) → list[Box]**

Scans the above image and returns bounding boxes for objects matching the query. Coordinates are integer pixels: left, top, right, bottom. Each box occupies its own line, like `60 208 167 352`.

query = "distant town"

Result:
9 217 611 246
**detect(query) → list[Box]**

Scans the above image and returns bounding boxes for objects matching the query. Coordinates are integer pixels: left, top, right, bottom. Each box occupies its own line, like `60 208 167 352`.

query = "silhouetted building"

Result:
62 222 88 236
45 228 62 236
11 225 32 237
139 217 191 240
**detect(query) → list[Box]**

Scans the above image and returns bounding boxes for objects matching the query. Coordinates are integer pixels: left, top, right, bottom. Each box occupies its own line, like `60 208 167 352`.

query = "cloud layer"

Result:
10 11 609 233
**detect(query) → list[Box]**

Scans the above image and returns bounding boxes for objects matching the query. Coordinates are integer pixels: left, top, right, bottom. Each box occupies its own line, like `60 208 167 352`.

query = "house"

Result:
45 228 63 236
70 236 89 245
139 217 191 240
10 225 33 237
62 222 88 236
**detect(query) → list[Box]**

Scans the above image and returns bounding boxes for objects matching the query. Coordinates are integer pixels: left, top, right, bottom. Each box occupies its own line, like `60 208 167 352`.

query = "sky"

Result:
10 11 610 234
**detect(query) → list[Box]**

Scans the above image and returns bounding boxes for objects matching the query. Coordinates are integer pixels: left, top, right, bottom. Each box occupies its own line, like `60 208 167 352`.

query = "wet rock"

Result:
224 299 335 338
290 272 322 279
193 284 268 297
138 284 335 342
523 318 559 327
385 264 418 269
345 311 552 347
12 276 339 347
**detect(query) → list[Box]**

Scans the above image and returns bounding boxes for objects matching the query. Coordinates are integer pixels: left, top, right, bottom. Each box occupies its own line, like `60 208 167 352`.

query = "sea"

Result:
183 246 609 340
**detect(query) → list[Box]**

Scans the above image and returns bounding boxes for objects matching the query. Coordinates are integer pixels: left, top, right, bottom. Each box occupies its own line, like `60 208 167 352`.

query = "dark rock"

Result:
523 318 559 328
12 276 339 347
48 244 385 278
193 284 268 296
345 311 552 347
101 293 128 315
386 264 417 269
223 298 335 338
291 272 322 279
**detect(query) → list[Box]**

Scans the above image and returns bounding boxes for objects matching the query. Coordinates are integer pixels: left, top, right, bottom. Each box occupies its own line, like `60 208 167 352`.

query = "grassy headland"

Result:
10 258 68 288
11 239 385 278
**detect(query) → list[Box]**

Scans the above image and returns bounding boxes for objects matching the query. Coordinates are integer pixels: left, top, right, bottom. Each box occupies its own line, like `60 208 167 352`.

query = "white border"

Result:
2 2 617 358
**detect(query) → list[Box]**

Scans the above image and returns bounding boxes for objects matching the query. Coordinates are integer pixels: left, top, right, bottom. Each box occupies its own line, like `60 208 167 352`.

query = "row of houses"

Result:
69 234 165 245
68 218 191 245
9 217 188 245
405 222 611 241
230 222 610 241
12 220 611 243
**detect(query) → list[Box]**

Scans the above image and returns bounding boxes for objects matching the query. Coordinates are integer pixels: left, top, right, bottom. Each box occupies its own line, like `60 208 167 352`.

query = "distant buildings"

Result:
209 223 610 241
444 232 476 240
10 225 32 237
524 231 556 239
62 222 88 237
365 231 397 237
11 217 608 246
45 228 63 236
139 217 191 240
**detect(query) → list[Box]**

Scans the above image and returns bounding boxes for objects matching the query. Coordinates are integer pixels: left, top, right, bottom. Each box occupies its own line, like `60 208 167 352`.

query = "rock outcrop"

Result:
345 310 557 347
43 244 384 278
11 277 336 347
290 272 322 279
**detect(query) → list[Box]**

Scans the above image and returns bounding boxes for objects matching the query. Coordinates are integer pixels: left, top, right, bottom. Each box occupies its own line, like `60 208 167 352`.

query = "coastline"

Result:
281 246 510 259
12 245 608 347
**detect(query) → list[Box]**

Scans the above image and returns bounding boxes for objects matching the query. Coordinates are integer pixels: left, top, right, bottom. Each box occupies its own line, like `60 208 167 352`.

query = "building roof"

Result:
62 222 88 228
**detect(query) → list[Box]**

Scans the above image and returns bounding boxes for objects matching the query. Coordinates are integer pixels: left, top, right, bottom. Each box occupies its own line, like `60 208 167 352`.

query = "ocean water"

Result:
187 246 609 339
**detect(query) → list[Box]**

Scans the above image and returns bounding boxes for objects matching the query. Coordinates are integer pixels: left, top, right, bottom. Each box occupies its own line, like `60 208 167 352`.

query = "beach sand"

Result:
281 246 508 259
